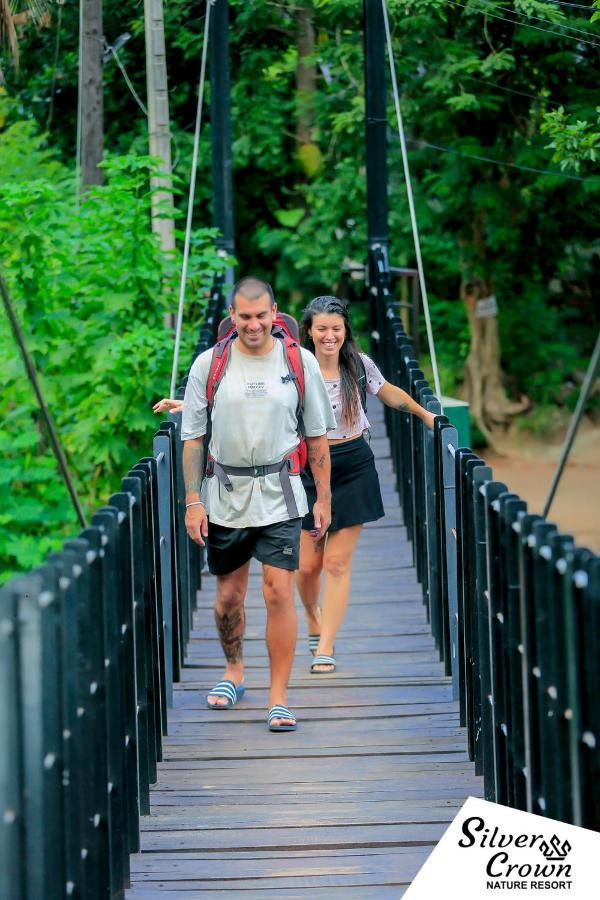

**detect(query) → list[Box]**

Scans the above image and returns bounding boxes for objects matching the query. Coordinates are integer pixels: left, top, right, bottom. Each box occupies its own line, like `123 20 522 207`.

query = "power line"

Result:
493 2 600 41
444 0 600 48
443 73 568 109
406 137 586 181
544 0 597 9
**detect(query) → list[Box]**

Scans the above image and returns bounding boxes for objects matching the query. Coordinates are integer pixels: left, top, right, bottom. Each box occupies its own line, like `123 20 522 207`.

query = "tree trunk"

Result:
461 275 529 447
144 0 175 254
80 0 104 187
295 5 322 177
0 0 19 79
144 0 176 326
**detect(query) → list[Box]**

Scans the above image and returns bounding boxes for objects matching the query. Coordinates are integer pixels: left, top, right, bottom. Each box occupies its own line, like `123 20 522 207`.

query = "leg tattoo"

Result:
215 607 245 663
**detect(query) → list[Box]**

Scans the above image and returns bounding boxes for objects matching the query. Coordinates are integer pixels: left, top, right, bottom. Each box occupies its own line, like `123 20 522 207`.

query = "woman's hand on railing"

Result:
153 397 184 414
423 410 436 430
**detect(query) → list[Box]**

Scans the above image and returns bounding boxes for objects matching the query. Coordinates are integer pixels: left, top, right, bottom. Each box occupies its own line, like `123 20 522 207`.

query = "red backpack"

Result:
206 313 308 471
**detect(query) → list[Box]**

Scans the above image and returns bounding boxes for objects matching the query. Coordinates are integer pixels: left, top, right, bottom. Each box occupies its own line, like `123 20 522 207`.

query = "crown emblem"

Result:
539 836 572 861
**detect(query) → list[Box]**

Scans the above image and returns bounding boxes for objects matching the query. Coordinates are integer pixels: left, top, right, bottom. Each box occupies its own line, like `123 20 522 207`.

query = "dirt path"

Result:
480 424 600 553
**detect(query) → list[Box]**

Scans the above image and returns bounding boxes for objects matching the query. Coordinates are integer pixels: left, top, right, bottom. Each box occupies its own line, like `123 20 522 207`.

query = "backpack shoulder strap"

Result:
206 330 236 409
281 335 305 409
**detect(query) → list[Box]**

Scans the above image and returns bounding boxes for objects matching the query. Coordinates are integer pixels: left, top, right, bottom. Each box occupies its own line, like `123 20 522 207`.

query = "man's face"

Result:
230 292 277 354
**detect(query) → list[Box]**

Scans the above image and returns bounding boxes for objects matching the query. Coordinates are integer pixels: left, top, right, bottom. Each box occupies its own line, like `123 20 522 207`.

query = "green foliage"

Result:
498 286 581 404
541 106 600 173
0 139 228 580
2 0 600 577
0 94 64 182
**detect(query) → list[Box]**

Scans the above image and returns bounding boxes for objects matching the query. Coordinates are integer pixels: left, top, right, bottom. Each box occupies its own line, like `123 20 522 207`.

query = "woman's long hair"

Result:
300 296 363 426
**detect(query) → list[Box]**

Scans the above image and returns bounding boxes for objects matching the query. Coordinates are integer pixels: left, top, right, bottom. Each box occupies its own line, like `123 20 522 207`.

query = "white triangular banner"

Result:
405 797 600 899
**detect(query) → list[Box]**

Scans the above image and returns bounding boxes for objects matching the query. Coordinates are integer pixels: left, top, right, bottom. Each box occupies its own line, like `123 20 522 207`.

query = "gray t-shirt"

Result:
181 339 336 527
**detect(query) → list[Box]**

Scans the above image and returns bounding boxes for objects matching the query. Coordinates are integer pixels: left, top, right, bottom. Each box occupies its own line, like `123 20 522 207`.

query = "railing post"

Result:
120 477 152 814
516 512 545 814
439 425 459 693
455 452 481 749
547 532 577 823
16 570 66 900
0 582 25 900
45 549 86 892
471 465 494 798
156 421 183 682
499 496 528 812
422 394 441 647
482 480 510 806
136 457 168 738
167 410 194 655
575 551 600 830
154 434 174 707
108 492 141 853
92 506 132 893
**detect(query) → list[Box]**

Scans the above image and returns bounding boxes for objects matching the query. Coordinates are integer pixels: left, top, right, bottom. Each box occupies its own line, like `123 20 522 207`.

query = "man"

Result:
181 277 335 731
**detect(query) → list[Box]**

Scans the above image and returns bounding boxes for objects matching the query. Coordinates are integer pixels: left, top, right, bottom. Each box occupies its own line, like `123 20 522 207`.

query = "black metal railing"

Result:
367 243 600 831
0 282 224 900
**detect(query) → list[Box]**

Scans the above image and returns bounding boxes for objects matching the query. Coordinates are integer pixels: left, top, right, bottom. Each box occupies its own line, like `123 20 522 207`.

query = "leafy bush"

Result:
0 142 229 581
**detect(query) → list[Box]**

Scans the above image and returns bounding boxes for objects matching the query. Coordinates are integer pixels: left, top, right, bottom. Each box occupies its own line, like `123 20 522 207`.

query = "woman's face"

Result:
309 313 346 358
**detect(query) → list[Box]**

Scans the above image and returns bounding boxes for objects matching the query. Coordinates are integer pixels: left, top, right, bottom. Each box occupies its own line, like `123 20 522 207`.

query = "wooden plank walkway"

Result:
127 403 482 898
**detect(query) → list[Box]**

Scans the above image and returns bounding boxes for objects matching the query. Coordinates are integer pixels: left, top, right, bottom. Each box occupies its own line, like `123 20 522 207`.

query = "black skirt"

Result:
301 434 385 532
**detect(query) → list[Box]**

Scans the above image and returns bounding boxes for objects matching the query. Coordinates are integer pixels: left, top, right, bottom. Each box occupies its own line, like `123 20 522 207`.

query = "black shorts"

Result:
206 518 302 576
301 434 384 533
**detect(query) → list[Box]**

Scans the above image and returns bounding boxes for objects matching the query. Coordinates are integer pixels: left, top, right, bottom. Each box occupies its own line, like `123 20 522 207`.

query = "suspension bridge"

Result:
1 1 599 898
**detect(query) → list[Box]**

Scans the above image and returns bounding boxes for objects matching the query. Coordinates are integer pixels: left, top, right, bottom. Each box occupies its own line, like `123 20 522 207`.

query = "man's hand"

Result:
311 499 331 541
306 433 332 542
185 503 209 546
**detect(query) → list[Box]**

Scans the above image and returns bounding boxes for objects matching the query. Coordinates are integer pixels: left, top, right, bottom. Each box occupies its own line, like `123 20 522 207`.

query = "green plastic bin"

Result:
441 396 471 449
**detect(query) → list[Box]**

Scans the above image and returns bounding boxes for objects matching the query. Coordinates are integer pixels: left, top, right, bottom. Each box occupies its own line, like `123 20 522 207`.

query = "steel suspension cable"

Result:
543 328 600 518
169 0 215 399
381 0 443 406
1 274 87 529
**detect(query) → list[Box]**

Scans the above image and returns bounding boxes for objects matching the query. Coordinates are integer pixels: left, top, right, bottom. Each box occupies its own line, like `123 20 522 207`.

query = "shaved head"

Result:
232 276 275 309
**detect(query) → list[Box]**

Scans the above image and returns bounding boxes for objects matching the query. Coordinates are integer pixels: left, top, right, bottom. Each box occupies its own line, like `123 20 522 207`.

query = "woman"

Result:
154 295 435 674
297 295 435 674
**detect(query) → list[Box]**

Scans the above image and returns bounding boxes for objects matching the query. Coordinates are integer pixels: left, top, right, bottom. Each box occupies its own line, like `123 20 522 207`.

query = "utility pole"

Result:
210 0 235 290
79 0 104 187
144 0 176 264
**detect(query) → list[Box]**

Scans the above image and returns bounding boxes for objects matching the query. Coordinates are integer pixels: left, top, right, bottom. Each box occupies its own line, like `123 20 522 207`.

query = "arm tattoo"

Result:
399 402 410 412
313 478 332 502
183 439 204 496
215 607 245 663
309 449 327 469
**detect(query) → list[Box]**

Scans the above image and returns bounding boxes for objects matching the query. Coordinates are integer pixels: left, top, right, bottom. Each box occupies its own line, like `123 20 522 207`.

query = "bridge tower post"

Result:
210 0 236 294
363 0 389 268
363 0 390 364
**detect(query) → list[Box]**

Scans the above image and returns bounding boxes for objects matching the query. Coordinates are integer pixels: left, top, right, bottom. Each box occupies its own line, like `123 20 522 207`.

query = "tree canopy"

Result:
1 0 599 575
